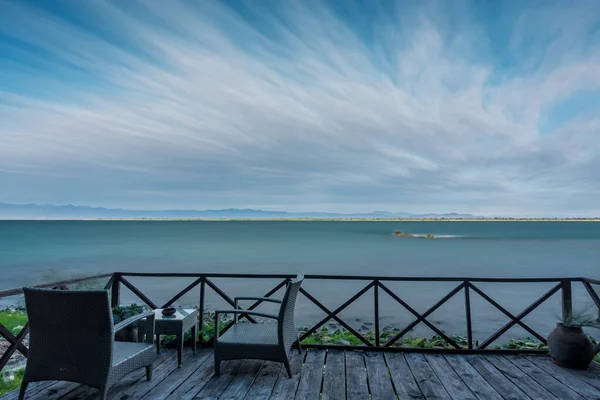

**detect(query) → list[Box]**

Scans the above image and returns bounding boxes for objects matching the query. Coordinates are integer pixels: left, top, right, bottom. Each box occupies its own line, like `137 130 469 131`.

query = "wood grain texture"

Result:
504 355 584 400
405 353 450 400
321 350 345 400
294 349 326 400
526 355 600 400
424 353 478 400
345 351 369 399
385 353 424 399
483 355 556 400
465 355 530 400
364 352 395 399
243 361 283 400
2 350 600 400
443 354 503 400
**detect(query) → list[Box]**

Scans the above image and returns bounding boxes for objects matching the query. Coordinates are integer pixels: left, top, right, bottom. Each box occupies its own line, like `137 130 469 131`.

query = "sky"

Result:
1 0 600 217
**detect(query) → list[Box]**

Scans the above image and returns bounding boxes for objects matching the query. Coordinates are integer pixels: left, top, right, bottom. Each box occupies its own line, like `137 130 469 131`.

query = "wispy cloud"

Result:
1 0 599 216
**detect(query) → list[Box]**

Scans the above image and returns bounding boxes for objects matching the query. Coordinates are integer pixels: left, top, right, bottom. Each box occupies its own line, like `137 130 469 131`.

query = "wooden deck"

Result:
3 348 600 399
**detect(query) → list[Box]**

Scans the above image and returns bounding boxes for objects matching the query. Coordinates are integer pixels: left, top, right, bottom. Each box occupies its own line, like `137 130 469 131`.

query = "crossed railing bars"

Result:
1 272 599 372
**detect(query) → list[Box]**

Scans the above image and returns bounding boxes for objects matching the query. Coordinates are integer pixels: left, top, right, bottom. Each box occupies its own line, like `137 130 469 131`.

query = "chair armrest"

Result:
114 311 155 339
214 310 278 340
234 296 282 305
233 298 282 323
215 310 279 320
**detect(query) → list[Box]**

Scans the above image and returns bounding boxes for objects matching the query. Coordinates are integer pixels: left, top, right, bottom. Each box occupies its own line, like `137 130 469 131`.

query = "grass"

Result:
0 369 23 396
0 309 27 335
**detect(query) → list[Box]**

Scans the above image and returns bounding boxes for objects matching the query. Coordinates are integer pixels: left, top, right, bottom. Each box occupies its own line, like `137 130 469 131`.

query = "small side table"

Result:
154 308 199 367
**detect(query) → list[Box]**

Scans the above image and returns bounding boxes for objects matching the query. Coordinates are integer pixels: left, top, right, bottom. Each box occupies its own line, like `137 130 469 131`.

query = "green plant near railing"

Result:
492 337 548 350
562 309 600 328
298 325 470 349
112 304 147 327
160 311 230 347
0 368 23 396
0 309 27 335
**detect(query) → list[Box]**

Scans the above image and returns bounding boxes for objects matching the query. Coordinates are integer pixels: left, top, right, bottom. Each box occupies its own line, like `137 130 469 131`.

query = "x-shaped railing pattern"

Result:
0 281 82 371
2 273 600 372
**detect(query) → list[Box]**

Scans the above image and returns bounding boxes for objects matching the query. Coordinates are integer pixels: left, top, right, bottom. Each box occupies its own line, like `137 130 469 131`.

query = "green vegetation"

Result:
112 304 147 326
0 309 27 335
562 309 600 328
0 369 23 396
298 326 550 350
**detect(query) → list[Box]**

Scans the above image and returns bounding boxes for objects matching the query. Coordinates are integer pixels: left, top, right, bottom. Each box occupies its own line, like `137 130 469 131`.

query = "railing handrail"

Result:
0 273 113 299
117 271 593 282
1 271 599 372
2 272 598 300
1 272 597 300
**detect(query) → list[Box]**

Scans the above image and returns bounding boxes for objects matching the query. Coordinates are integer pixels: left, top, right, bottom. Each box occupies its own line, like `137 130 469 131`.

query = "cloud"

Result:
0 0 599 216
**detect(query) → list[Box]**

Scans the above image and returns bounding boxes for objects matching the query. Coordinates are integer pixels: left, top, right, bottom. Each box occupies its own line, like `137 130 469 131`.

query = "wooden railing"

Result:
1 272 599 372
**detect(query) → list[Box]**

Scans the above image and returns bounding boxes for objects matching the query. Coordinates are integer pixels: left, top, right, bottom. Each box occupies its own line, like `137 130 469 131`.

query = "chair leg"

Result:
99 386 108 400
283 357 292 378
297 339 303 354
281 347 292 378
214 358 221 376
145 365 153 381
17 381 28 400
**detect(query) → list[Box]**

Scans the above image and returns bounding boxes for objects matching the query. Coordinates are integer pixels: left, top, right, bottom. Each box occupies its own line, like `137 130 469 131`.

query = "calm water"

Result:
1 221 599 341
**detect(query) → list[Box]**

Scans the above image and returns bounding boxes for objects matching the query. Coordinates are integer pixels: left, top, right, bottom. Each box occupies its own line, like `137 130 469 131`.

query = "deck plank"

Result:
192 359 245 400
484 355 556 400
111 348 193 400
364 352 395 399
218 359 264 399
138 348 212 399
405 352 450 400
504 355 585 400
163 352 216 400
4 351 600 400
424 353 477 400
443 355 503 400
525 355 600 399
1 381 56 400
345 351 369 399
526 357 600 391
465 355 530 400
57 385 96 399
269 351 305 400
243 361 283 400
321 350 345 400
385 353 424 399
294 349 326 400
28 382 80 400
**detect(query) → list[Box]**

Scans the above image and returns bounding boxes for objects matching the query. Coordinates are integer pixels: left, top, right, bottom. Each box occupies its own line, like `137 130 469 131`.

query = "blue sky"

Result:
1 0 600 216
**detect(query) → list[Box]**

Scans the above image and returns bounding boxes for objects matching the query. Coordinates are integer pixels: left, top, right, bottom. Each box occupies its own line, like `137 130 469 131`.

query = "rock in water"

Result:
393 231 413 237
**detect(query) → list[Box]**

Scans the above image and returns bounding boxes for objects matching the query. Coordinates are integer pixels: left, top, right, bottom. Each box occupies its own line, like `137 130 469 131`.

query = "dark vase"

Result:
114 325 138 342
547 323 600 369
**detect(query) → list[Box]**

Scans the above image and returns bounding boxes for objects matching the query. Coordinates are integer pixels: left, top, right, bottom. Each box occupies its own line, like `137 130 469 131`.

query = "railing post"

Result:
374 280 380 347
464 281 473 349
199 277 206 342
561 279 572 323
111 273 121 308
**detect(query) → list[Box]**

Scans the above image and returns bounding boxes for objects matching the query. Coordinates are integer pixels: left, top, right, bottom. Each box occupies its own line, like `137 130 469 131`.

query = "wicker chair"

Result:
214 273 304 377
18 287 156 400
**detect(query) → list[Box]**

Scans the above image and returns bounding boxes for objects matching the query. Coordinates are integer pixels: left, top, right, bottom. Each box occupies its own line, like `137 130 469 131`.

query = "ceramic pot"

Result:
547 323 600 369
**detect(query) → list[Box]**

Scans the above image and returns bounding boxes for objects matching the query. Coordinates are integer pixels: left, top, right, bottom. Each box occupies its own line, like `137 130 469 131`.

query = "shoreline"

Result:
1 218 599 222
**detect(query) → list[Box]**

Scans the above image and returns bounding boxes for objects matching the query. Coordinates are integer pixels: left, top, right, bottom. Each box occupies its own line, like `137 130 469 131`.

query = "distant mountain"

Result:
0 203 477 219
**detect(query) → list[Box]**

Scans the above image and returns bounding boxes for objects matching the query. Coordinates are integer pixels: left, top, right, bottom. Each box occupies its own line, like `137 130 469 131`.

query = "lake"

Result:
1 220 599 343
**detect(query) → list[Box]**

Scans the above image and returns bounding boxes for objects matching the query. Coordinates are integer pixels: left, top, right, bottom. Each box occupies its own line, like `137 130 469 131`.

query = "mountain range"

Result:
0 203 476 219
